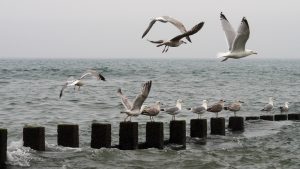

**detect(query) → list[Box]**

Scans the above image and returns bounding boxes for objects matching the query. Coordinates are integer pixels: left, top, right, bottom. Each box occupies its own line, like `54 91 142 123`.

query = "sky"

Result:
0 0 299 59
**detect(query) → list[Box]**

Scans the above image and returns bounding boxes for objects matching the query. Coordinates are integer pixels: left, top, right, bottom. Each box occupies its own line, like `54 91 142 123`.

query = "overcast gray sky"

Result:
0 0 299 59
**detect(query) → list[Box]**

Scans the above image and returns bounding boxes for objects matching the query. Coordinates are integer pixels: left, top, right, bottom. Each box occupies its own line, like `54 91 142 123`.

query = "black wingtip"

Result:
220 12 227 20
117 88 122 94
98 74 106 81
59 91 63 99
242 17 249 27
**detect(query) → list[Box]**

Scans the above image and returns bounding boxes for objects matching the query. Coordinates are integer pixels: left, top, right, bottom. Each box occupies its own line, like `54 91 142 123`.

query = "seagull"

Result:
142 16 192 43
141 101 163 121
218 12 257 62
147 22 204 53
163 99 183 120
279 102 289 113
59 70 105 98
261 97 275 112
207 99 226 118
224 100 244 116
187 100 208 119
117 81 152 122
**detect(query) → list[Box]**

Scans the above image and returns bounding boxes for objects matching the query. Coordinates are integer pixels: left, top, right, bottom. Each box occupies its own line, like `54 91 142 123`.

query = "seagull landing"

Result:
142 16 192 42
117 81 152 122
147 22 204 53
218 12 257 62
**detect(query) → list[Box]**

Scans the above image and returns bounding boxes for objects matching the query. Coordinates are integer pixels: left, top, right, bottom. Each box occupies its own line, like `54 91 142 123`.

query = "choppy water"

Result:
0 59 299 169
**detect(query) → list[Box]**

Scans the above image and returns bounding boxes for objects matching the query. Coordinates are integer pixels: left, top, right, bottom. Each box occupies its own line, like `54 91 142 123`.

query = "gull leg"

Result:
149 116 151 121
234 112 236 116
165 46 169 52
221 58 228 62
78 86 81 91
129 116 132 122
124 115 129 122
162 45 167 53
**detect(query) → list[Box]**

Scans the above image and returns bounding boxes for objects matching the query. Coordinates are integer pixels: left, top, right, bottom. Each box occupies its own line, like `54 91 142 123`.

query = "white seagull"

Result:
218 12 257 62
188 100 208 119
261 97 275 112
142 16 192 43
147 22 204 53
117 81 152 121
59 70 105 98
279 102 289 113
163 99 183 120
141 101 163 121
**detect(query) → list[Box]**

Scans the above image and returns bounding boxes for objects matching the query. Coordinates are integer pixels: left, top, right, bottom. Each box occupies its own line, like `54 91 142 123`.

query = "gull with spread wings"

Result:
117 81 152 122
218 12 257 62
59 70 105 98
147 22 204 53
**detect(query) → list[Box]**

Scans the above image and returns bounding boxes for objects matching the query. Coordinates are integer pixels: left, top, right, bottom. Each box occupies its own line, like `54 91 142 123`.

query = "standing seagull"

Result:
141 101 163 121
188 100 208 119
142 16 192 42
59 69 105 98
164 99 183 120
279 102 289 113
224 100 244 116
207 99 226 117
117 81 152 122
147 22 204 53
261 97 275 112
218 12 257 62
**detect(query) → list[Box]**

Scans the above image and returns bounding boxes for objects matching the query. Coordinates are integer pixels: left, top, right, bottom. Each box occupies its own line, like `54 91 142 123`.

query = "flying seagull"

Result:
147 22 204 53
142 16 192 42
207 99 226 118
187 100 208 119
218 12 257 62
224 100 244 116
261 97 274 112
117 81 152 122
59 69 105 98
279 102 289 113
141 101 163 122
163 99 183 120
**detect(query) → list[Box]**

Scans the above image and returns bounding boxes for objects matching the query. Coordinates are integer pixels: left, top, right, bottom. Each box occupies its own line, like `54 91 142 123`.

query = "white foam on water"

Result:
6 140 32 167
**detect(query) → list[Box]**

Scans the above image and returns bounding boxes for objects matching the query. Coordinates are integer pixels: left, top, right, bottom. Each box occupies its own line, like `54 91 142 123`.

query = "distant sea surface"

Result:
0 59 299 169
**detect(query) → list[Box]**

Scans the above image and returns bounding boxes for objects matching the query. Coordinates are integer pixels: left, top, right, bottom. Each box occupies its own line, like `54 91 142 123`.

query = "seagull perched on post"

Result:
261 97 275 112
207 99 226 118
141 101 163 122
163 99 183 120
187 100 208 119
279 102 289 113
224 100 244 116
218 12 257 62
59 70 105 98
117 81 152 122
142 16 192 43
147 22 204 53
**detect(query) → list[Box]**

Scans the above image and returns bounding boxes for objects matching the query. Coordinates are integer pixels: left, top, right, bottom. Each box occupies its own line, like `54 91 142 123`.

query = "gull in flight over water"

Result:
224 100 244 116
279 102 289 113
187 100 208 119
117 81 152 122
207 99 226 118
218 12 257 62
163 99 183 120
142 16 192 43
261 97 275 112
59 70 105 98
147 22 204 53
141 101 163 122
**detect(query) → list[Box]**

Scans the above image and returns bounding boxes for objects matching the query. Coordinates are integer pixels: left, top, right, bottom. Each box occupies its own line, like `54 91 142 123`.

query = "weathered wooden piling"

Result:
190 119 207 138
0 129 7 168
210 117 225 135
57 124 79 148
91 123 111 149
260 115 274 121
245 116 260 120
23 126 45 151
228 116 244 131
169 120 186 145
288 114 300 120
119 122 138 150
146 122 164 149
274 114 288 121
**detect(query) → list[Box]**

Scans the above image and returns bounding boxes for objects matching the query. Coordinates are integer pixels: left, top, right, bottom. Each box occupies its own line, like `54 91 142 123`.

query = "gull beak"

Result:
254 52 258 54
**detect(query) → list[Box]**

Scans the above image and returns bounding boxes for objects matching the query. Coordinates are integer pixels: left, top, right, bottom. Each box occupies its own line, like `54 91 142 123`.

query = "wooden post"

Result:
57 124 79 148
260 115 274 121
146 122 164 149
245 116 260 120
288 114 300 120
190 119 207 138
228 116 244 131
23 126 45 151
210 117 225 135
119 122 138 150
0 129 7 168
91 123 111 148
169 120 186 145
274 114 288 121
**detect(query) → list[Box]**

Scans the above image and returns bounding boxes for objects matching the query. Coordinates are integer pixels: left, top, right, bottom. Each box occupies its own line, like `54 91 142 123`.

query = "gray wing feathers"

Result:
131 81 152 111
171 22 204 42
142 20 157 38
165 107 179 113
192 106 206 113
231 17 250 52
220 12 236 50
117 88 132 110
147 39 165 44
162 16 192 42
229 103 241 111
207 103 223 112
261 104 273 111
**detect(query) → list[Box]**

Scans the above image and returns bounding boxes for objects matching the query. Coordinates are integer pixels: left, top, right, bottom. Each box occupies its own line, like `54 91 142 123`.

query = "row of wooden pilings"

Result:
0 113 299 167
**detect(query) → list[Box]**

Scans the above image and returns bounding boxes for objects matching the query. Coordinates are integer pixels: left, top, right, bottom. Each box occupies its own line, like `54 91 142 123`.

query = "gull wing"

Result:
231 17 250 52
229 103 241 111
261 103 273 111
207 103 223 112
170 22 204 42
220 12 236 50
117 88 132 111
165 107 179 113
80 70 105 81
131 81 152 111
162 16 192 42
192 106 206 113
147 39 165 44
59 82 68 99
